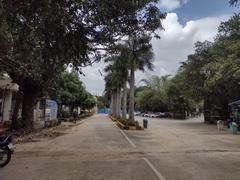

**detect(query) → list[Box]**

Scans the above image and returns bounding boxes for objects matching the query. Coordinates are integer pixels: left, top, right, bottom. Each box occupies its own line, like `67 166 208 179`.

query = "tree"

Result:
81 93 96 111
51 72 87 115
0 0 166 129
230 0 240 6
104 46 130 119
135 74 198 119
136 75 171 113
104 57 126 118
174 14 240 122
125 36 155 122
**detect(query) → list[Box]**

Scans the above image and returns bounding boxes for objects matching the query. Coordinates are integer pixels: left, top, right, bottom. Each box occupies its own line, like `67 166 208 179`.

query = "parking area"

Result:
1 114 240 180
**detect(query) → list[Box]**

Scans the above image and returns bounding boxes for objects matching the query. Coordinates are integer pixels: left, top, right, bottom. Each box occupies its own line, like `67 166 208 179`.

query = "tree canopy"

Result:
51 72 96 114
173 14 240 122
0 0 166 128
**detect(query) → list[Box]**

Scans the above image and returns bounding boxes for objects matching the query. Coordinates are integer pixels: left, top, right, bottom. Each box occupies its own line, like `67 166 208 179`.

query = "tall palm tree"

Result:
104 50 129 119
104 36 154 122
104 58 126 118
124 36 154 123
104 65 118 117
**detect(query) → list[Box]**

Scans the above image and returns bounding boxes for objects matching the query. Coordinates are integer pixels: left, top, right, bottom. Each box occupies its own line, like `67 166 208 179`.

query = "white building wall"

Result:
3 91 12 121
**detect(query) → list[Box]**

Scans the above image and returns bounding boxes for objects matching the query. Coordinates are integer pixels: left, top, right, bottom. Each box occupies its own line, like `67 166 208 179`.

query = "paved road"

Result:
1 114 240 180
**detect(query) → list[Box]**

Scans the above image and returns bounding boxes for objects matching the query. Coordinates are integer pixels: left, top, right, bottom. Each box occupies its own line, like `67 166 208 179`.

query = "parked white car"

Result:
149 114 158 118
142 112 158 118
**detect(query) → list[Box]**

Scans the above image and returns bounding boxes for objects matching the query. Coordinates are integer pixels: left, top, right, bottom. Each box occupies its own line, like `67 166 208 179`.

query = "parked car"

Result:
155 112 169 118
134 112 142 116
142 113 149 117
149 113 158 118
141 112 158 118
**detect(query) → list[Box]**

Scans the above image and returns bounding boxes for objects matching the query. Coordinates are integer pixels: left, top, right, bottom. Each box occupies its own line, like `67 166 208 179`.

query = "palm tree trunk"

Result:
115 89 119 118
118 86 122 118
129 64 135 123
112 90 117 117
110 93 114 115
116 87 121 118
122 79 127 119
112 91 115 117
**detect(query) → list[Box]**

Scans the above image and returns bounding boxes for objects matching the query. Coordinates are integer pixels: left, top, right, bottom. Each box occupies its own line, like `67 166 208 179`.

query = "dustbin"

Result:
227 119 232 128
231 122 238 135
143 119 148 129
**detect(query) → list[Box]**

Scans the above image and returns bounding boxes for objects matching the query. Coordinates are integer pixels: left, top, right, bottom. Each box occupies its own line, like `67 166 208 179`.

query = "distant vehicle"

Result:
142 113 148 117
155 112 169 118
134 112 142 116
149 113 158 118
141 112 158 118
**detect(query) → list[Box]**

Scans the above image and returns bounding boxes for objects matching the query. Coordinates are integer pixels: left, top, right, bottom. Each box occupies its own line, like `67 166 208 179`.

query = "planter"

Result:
109 115 143 130
116 121 128 129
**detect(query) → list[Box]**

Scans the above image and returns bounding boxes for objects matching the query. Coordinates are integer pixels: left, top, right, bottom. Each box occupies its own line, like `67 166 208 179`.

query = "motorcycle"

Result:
0 135 14 167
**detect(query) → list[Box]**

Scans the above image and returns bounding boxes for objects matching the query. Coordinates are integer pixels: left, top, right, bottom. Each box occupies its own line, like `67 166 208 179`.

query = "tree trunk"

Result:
115 89 120 118
116 86 122 118
122 79 127 119
21 90 38 130
116 88 119 118
11 90 23 130
110 93 114 115
116 87 121 118
112 90 117 117
129 64 135 123
57 104 62 118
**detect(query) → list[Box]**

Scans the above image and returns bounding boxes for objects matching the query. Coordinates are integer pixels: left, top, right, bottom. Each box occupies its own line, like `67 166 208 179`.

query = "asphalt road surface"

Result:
1 114 240 180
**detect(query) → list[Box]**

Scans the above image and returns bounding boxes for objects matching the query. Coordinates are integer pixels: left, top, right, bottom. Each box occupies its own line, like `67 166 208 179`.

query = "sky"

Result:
80 0 238 96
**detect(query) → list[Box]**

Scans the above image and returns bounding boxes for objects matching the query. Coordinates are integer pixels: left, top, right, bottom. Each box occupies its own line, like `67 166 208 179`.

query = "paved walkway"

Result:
1 114 240 180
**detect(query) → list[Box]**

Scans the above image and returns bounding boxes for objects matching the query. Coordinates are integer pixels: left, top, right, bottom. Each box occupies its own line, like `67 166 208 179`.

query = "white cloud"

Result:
81 13 229 94
80 61 106 96
159 0 188 10
151 13 229 75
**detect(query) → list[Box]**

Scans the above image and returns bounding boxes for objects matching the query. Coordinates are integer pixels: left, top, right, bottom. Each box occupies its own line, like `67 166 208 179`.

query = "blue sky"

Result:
81 0 239 95
173 0 238 24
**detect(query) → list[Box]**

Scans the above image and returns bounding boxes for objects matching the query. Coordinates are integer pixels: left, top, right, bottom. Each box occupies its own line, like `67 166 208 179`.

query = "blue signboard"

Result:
45 100 58 120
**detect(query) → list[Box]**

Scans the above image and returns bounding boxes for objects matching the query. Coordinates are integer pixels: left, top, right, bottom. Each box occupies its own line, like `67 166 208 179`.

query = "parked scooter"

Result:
0 135 14 167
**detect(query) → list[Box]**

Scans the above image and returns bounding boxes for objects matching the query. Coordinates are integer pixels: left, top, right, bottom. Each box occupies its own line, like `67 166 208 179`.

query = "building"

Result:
0 77 19 123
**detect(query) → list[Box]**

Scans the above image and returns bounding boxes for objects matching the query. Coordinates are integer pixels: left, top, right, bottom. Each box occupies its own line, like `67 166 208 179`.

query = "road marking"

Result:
113 123 137 148
119 129 137 148
143 158 166 180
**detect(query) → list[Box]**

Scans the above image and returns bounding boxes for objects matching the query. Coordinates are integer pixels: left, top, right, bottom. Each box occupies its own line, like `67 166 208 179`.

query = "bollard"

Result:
143 119 148 129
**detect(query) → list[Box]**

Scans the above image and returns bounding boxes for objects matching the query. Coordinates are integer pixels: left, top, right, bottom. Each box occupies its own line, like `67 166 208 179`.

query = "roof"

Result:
229 100 240 106
0 78 19 91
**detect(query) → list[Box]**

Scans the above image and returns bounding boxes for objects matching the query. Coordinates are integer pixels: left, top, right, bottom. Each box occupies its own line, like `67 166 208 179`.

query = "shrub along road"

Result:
1 114 240 180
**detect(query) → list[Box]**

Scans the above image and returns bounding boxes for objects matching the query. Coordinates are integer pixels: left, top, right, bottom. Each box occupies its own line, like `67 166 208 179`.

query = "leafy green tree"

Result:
0 0 165 129
81 93 96 111
136 75 170 112
51 72 86 114
175 14 240 122
136 88 168 112
96 96 106 109
135 74 197 118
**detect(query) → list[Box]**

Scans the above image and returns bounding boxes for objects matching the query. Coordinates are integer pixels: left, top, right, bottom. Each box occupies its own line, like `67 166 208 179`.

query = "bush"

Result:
59 111 71 119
